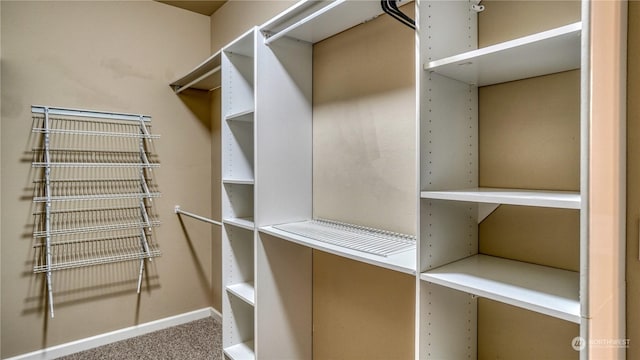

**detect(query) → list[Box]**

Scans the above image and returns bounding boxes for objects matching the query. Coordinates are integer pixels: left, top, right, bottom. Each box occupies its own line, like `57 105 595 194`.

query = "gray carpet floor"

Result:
58 317 222 360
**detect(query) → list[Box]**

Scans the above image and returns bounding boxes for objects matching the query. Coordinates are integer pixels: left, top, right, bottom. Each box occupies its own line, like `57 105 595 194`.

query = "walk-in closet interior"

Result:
0 0 634 359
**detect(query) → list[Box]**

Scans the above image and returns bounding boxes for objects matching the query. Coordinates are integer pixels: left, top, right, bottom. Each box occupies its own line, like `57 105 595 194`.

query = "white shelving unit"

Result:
221 28 257 359
417 1 589 358
171 1 623 359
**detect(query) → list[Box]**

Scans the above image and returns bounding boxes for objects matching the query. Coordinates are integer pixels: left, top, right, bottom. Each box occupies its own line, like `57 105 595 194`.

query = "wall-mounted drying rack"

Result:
30 105 162 318
174 206 222 226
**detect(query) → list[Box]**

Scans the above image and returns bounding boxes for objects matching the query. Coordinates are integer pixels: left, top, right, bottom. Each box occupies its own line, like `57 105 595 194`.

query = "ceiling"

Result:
157 1 227 16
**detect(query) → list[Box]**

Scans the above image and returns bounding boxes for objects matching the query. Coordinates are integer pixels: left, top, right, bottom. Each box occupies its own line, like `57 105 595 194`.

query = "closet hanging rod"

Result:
174 206 222 226
32 105 151 122
174 66 221 94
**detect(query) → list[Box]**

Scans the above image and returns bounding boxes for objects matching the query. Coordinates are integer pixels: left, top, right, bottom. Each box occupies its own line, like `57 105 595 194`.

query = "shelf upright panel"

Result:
254 25 313 359
221 28 258 359
417 0 479 358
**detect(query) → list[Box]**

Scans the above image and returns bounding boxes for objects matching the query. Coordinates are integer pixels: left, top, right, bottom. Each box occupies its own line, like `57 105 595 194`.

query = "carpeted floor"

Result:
58 317 222 360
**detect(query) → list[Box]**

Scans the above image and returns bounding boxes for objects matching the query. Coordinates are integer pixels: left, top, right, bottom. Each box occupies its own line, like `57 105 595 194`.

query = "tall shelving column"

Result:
221 28 257 360
416 1 586 358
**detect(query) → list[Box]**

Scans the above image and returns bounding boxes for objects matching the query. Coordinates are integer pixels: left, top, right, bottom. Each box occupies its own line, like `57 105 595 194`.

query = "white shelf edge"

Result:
262 0 384 45
226 282 255 306
223 217 255 231
225 109 255 122
420 187 581 209
421 254 580 323
260 225 416 275
222 178 255 185
170 50 222 93
424 22 582 86
223 341 255 360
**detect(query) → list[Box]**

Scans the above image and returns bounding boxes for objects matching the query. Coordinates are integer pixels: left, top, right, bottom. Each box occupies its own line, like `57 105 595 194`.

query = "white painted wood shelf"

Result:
261 220 416 275
421 254 580 323
170 50 221 93
261 0 384 45
222 178 255 185
225 109 254 122
424 22 581 86
420 187 581 209
223 217 255 231
226 282 255 306
223 341 255 360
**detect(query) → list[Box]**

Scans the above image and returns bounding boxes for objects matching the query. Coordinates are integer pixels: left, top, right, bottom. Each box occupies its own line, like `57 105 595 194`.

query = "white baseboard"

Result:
7 307 222 360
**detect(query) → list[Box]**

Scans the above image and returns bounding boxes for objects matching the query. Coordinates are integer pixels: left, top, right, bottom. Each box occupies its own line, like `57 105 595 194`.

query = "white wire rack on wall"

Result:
30 105 162 318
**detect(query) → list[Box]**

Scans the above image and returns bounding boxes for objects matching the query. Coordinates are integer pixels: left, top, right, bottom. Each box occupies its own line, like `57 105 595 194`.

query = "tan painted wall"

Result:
0 1 213 357
210 0 297 52
312 4 416 359
477 1 581 358
628 2 640 359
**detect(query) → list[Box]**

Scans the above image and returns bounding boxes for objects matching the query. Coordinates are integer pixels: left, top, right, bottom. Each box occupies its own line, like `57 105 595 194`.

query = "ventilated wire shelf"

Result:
31 115 159 140
32 206 161 237
32 179 160 202
33 235 161 273
273 219 416 257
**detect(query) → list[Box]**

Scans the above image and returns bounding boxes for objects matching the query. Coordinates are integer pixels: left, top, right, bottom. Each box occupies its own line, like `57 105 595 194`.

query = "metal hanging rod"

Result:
174 206 222 226
32 105 151 122
174 65 221 94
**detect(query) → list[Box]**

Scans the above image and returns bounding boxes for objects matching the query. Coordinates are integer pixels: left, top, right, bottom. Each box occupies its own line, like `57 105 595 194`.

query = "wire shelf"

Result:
33 236 161 273
273 219 416 257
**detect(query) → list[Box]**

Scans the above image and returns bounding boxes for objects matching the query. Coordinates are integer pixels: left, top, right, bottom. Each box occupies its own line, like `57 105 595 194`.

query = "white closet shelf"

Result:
223 217 255 231
260 220 416 275
420 187 581 209
226 282 255 306
225 109 254 122
261 0 384 45
424 22 581 86
421 254 580 323
223 341 255 360
170 51 221 93
222 178 255 185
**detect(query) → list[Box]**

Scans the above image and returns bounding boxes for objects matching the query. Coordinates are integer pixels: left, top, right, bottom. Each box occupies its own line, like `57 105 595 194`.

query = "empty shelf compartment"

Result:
420 187 581 209
421 254 580 323
223 341 255 360
226 282 255 306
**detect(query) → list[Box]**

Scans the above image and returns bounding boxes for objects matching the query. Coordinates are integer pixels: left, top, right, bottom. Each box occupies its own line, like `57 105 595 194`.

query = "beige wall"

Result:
0 1 214 357
210 0 297 52
477 1 581 358
628 2 640 359
312 4 416 359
